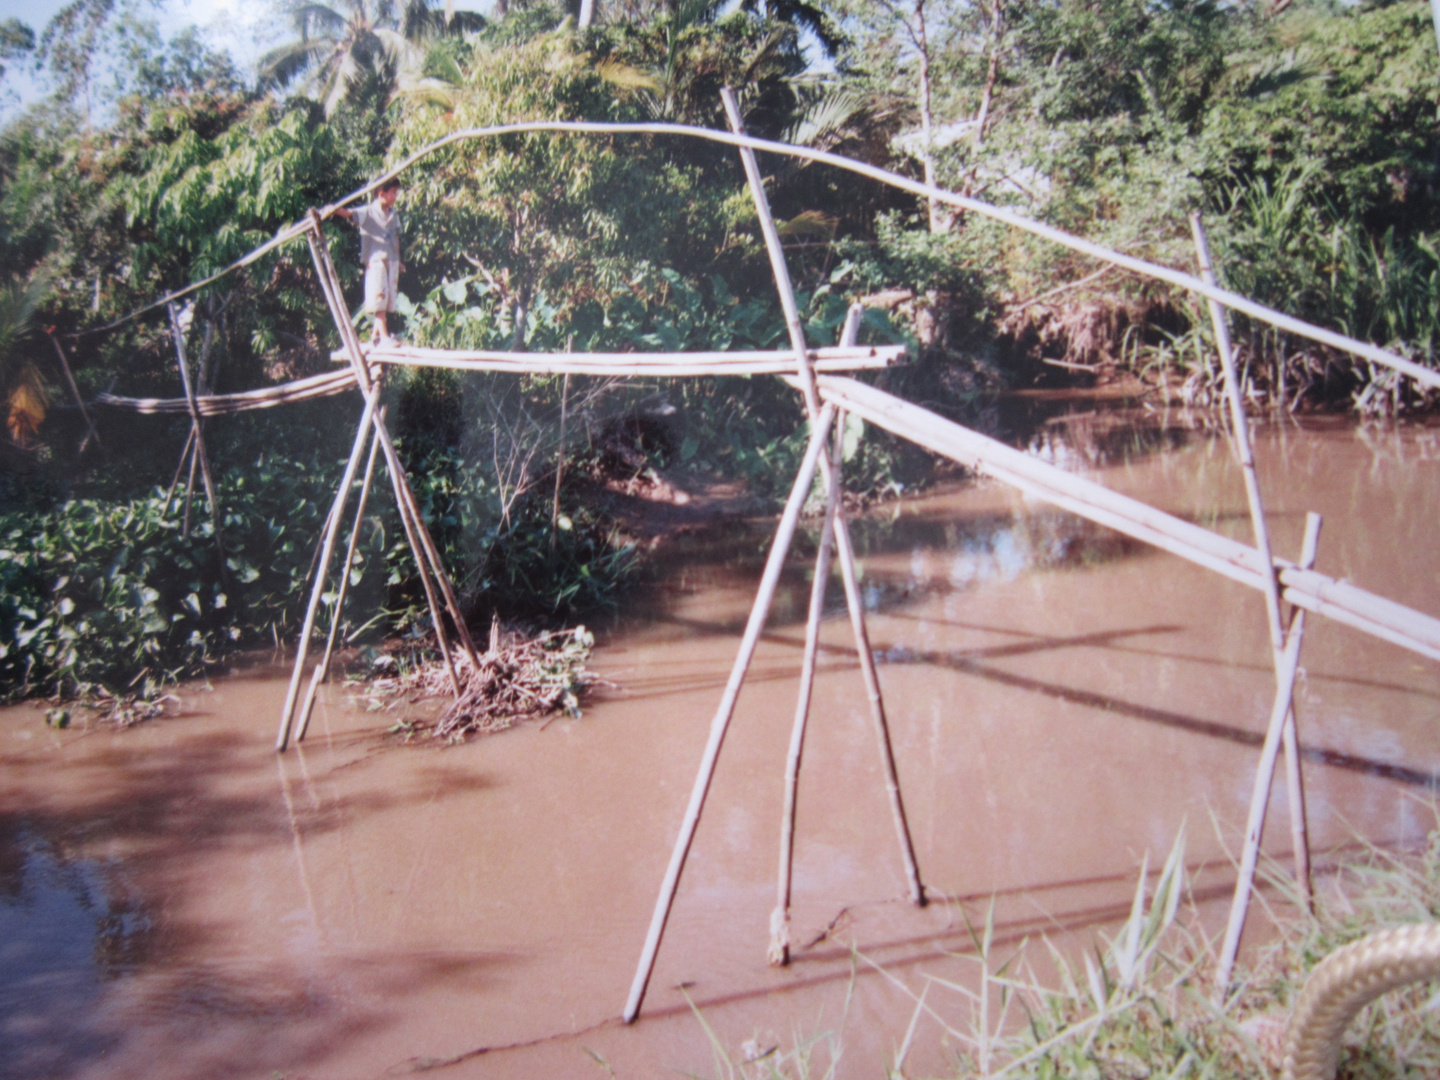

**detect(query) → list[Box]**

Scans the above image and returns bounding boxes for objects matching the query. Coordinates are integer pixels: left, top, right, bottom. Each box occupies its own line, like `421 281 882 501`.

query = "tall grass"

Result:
696 818 1440 1079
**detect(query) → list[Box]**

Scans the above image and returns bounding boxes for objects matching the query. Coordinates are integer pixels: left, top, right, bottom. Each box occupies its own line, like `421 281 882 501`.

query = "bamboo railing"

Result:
346 343 906 376
800 374 1440 662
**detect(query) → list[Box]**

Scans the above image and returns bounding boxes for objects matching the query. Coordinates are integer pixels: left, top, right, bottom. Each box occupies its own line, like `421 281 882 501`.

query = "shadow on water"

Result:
0 817 152 1077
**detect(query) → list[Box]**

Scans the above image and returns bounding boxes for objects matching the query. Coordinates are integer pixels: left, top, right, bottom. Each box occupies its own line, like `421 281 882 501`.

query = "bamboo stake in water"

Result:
722 86 926 910
274 372 385 751
624 402 837 1024
770 306 867 967
295 417 384 743
1191 214 1311 904
1216 512 1323 995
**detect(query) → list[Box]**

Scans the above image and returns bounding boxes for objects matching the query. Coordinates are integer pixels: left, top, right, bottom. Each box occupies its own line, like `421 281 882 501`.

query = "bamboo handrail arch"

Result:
71 123 1440 396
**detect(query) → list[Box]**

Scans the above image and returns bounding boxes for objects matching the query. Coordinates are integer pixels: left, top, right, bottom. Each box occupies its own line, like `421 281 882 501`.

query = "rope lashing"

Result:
1282 922 1440 1080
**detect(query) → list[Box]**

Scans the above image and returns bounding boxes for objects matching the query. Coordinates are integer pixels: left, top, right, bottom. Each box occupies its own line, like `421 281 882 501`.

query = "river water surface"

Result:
4 410 1440 1078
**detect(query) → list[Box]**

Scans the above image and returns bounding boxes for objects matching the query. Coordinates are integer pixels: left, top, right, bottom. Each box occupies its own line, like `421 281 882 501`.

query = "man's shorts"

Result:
364 255 399 314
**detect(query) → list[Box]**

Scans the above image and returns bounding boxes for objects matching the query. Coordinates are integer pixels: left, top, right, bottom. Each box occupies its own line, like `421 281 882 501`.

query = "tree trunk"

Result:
973 2 1002 152
914 0 940 233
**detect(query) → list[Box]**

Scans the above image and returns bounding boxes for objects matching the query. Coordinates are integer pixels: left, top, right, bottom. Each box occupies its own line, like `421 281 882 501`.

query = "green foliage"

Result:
0 451 345 699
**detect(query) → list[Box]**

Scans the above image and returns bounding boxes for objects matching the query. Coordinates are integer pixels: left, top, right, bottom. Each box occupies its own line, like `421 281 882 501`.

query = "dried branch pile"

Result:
379 626 597 741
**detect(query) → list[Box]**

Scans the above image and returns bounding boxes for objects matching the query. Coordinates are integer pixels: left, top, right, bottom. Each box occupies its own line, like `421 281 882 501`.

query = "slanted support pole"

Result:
722 87 925 907
47 333 102 455
769 305 867 968
294 413 384 743
624 402 838 1024
1192 214 1312 908
1217 512 1323 994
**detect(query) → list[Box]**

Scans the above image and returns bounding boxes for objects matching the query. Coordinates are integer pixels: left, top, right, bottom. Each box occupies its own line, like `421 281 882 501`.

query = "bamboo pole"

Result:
624 401 837 1024
47 333 101 454
302 228 460 700
1217 512 1323 995
770 428 849 967
167 302 223 539
274 373 385 751
163 425 196 515
98 369 357 416
277 226 453 751
723 90 926 909
306 213 481 671
181 437 199 536
551 371 570 554
348 343 905 376
770 305 869 967
720 87 821 419
1191 213 1311 904
802 374 1440 661
295 415 384 744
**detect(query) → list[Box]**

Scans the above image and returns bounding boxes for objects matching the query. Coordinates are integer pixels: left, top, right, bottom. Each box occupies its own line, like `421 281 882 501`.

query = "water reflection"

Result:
0 817 151 1075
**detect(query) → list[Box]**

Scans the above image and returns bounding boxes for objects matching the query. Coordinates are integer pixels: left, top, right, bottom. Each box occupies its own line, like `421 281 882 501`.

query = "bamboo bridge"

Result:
61 91 1440 1074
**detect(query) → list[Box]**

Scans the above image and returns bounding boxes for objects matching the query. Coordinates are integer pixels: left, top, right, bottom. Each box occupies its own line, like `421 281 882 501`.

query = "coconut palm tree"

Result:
259 0 483 117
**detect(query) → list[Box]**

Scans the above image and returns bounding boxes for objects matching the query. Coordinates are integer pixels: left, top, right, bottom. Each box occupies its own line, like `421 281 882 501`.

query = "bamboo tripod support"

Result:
275 216 478 752
1192 214 1319 990
304 215 480 674
722 86 925 911
1218 512 1323 993
1192 215 1312 904
294 416 384 744
621 90 926 1024
622 401 838 1024
166 303 225 565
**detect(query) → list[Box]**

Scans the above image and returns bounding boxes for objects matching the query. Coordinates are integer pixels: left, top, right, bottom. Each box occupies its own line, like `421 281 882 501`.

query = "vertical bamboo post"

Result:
769 305 867 967
1216 512 1323 995
181 438 199 536
551 370 571 552
722 88 925 909
306 213 481 671
47 333 101 455
624 402 838 1024
295 415 384 743
168 301 224 554
1191 213 1311 902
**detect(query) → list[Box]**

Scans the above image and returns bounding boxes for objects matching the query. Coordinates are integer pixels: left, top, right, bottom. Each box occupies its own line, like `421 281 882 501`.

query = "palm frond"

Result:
258 38 331 87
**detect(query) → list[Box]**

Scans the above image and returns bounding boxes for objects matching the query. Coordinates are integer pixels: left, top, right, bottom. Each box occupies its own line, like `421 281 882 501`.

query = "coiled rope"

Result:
1282 922 1440 1080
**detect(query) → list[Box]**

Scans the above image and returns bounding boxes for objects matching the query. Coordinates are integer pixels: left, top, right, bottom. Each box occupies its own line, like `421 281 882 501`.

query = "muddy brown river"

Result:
4 411 1440 1078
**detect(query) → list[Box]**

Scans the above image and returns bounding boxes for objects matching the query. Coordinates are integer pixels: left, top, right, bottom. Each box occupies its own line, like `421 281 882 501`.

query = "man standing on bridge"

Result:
330 177 404 347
